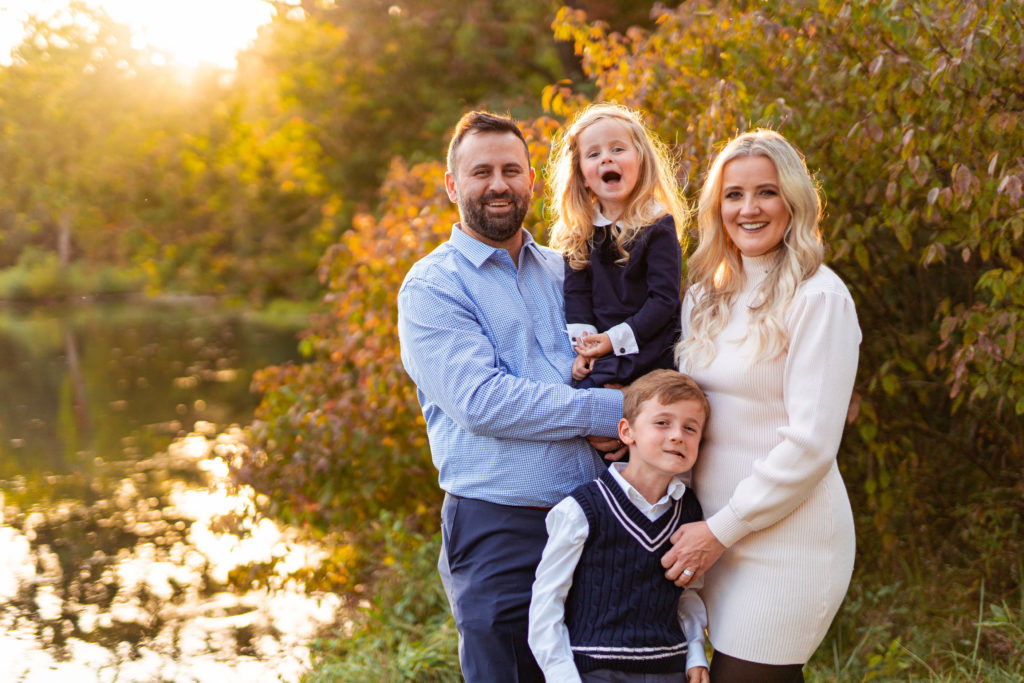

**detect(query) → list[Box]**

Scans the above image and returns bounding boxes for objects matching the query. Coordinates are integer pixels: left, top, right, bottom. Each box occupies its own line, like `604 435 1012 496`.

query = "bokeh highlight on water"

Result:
0 303 341 682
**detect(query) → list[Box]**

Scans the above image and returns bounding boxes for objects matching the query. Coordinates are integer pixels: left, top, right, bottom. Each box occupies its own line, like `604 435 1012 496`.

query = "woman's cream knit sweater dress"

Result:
680 253 860 664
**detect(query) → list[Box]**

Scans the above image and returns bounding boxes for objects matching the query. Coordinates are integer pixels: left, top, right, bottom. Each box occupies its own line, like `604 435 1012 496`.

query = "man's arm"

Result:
398 275 622 441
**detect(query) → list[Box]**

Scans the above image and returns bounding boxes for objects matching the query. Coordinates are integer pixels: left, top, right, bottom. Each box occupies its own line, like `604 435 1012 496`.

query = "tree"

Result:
248 0 666 207
0 2 146 268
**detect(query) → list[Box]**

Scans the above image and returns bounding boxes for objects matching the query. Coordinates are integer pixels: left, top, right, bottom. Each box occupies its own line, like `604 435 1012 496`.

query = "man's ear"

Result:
444 172 458 204
618 418 634 445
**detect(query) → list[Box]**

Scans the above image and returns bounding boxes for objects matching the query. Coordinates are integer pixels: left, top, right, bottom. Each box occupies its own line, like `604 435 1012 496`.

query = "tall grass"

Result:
304 513 460 682
305 524 1024 682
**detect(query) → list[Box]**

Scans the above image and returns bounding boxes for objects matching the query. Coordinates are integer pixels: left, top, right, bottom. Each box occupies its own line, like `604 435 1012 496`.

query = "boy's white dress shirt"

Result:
528 462 709 681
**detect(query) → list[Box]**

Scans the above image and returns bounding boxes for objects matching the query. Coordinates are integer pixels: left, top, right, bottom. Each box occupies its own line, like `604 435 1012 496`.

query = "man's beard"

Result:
461 191 529 243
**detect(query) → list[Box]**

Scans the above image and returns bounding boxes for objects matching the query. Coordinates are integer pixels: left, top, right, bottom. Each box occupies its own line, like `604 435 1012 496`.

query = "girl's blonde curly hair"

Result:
547 103 688 270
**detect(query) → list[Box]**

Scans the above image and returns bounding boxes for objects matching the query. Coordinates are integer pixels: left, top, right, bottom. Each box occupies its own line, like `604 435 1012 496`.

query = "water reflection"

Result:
0 301 299 471
0 424 341 682
0 302 339 681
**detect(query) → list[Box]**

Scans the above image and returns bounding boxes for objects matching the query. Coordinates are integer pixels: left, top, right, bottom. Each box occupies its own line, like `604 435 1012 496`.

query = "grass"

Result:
303 513 461 682
303 522 1024 682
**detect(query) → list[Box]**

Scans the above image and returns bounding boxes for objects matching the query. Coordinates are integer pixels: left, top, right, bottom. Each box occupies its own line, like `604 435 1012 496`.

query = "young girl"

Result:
548 103 688 389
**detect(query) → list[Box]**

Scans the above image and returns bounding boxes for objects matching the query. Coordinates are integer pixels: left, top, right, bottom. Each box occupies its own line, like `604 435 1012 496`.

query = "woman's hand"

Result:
661 521 726 587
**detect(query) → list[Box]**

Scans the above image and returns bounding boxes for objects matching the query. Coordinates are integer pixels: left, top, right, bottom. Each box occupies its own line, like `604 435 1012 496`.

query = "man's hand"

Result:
571 353 593 381
661 521 726 587
687 666 709 683
574 331 612 359
586 435 627 462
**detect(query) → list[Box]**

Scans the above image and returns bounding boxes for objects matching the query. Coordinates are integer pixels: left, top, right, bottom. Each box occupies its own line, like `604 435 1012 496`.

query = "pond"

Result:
0 300 342 682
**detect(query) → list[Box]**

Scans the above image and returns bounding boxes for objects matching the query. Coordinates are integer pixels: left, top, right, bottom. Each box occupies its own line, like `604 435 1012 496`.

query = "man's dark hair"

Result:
447 111 531 174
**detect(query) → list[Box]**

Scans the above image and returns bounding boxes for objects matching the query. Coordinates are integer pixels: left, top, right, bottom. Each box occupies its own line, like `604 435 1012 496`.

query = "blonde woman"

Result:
548 103 688 389
664 130 860 682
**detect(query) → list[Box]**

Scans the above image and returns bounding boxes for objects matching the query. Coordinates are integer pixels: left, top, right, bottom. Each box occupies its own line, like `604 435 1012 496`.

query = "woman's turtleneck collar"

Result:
740 251 779 292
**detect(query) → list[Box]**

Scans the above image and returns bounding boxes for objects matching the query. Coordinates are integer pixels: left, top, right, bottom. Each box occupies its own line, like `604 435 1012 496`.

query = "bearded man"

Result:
397 111 624 682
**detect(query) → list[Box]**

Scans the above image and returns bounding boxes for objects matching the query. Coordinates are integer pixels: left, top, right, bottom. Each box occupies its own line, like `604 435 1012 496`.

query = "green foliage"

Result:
123 82 340 303
0 2 664 304
249 0 616 205
0 3 148 267
0 4 336 303
551 0 1024 674
304 513 459 682
0 247 144 301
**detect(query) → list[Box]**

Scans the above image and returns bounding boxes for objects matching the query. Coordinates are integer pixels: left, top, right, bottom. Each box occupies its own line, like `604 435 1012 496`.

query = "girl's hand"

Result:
661 521 726 587
571 354 592 381
687 666 709 683
575 331 612 359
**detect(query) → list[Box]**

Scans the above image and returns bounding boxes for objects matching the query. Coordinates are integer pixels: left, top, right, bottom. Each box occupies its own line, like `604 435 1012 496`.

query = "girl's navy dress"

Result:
564 213 682 388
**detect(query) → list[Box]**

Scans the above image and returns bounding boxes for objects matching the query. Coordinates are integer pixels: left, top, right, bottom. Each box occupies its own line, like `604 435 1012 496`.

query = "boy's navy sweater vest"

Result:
565 468 703 674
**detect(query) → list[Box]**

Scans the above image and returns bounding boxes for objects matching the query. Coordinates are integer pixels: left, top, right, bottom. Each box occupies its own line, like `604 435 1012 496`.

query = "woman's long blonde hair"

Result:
547 103 688 270
677 130 824 368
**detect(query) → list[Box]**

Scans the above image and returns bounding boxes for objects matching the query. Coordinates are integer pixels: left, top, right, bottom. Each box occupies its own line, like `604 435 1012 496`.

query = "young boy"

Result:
528 369 710 683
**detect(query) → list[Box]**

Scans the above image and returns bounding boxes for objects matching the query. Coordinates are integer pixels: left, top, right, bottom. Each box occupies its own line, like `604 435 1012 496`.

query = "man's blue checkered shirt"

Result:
398 226 624 508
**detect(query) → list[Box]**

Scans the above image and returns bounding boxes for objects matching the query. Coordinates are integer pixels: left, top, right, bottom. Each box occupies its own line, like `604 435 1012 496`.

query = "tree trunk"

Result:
57 209 72 266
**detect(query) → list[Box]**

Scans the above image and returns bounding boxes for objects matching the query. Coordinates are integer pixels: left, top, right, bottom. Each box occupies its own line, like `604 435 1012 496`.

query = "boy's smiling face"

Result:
619 397 705 477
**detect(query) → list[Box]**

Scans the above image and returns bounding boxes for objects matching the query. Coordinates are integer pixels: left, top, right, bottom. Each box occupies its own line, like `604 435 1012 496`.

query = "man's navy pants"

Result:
439 493 548 682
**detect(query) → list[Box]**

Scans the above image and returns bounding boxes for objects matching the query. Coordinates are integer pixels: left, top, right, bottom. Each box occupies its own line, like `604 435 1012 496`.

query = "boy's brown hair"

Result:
622 369 709 423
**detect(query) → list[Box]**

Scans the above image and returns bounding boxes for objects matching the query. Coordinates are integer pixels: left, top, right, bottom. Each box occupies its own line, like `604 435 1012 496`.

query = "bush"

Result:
246 1 1023 677
303 513 460 682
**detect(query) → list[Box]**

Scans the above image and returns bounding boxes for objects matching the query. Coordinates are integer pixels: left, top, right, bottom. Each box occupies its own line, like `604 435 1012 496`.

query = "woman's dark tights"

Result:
710 651 804 683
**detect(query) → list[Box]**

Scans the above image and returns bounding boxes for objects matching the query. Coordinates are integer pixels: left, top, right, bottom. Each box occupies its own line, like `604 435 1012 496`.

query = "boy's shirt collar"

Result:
608 461 687 510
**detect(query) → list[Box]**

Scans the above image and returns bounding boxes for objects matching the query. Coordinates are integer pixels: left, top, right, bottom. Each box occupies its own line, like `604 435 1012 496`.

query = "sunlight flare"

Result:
0 0 276 68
